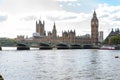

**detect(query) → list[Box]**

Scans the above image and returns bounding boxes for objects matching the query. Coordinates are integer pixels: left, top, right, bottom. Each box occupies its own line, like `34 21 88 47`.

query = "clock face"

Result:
92 21 98 25
96 22 98 24
92 22 94 25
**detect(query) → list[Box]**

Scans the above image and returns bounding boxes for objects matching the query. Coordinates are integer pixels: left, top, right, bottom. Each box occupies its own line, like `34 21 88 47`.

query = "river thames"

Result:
0 47 120 80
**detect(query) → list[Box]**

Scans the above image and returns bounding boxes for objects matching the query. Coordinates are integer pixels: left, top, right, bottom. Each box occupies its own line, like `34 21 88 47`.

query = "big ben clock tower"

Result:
91 10 99 45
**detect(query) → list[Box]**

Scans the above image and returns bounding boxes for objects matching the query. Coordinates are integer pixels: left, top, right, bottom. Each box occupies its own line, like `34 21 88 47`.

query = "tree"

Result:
109 36 120 45
102 38 109 44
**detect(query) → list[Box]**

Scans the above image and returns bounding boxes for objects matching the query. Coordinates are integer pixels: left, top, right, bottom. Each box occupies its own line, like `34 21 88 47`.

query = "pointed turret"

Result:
43 20 45 27
36 20 39 33
91 10 98 21
36 20 46 36
117 28 119 32
53 22 56 29
36 21 37 25
112 28 114 32
39 20 42 25
52 22 57 37
74 29 76 35
93 10 96 16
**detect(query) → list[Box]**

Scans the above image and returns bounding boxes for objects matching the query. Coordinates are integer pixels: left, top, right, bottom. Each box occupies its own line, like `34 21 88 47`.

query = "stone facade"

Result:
107 28 120 39
16 35 25 41
99 31 103 43
36 20 46 37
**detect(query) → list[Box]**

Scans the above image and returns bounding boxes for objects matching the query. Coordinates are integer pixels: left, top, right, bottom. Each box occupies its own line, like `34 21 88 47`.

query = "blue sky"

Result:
58 0 120 13
99 0 120 6
59 0 98 13
0 0 4 4
0 0 120 38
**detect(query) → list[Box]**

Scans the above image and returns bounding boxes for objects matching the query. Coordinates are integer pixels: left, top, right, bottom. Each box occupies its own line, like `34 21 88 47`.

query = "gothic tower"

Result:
39 20 44 36
52 22 57 37
36 20 46 36
36 21 39 33
91 10 99 44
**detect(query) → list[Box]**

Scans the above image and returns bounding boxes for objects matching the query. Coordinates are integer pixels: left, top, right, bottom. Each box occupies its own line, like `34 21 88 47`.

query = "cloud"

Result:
113 18 120 21
0 0 120 39
21 16 37 21
100 15 109 18
58 0 98 13
47 16 77 21
95 3 120 38
61 16 77 20
67 2 81 7
45 10 79 21
56 0 77 2
97 3 120 22
0 15 7 22
0 0 61 14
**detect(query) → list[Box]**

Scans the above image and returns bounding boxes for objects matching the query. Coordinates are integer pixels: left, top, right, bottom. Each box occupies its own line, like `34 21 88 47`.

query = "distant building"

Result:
52 22 57 38
103 28 120 44
16 35 25 41
32 10 99 44
48 22 57 38
36 20 46 37
17 10 100 45
62 30 76 43
107 28 120 39
99 31 103 43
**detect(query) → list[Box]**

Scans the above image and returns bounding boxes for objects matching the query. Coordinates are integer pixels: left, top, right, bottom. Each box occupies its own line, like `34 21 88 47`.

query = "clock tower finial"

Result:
94 9 96 15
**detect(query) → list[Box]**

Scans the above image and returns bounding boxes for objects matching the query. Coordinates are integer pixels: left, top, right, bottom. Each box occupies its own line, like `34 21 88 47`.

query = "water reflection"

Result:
0 49 120 80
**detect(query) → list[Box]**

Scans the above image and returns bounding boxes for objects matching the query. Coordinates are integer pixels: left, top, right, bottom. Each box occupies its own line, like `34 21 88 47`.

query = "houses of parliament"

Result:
17 11 103 45
33 10 102 45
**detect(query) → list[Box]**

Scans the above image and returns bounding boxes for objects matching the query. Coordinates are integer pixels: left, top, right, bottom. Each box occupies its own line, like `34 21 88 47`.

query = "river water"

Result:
0 47 120 80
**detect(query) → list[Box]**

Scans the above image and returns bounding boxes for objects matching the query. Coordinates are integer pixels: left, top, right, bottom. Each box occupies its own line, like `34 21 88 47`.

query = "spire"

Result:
53 22 56 29
91 9 98 21
117 28 119 32
93 8 96 16
52 21 57 37
112 28 114 32
93 10 97 17
39 20 41 24
36 21 37 25
43 20 45 27
74 29 75 33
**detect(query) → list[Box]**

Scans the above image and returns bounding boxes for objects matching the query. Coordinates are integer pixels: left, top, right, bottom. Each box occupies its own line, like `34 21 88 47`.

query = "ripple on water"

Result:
0 49 120 80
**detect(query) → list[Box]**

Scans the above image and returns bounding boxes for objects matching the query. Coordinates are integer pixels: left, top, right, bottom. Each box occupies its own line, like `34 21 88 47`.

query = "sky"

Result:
0 0 120 39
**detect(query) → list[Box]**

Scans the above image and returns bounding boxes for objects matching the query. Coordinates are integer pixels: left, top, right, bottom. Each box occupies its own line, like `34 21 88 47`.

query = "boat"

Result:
114 45 120 50
83 44 93 49
56 43 69 49
39 43 52 50
100 45 115 50
70 44 81 49
17 43 30 50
